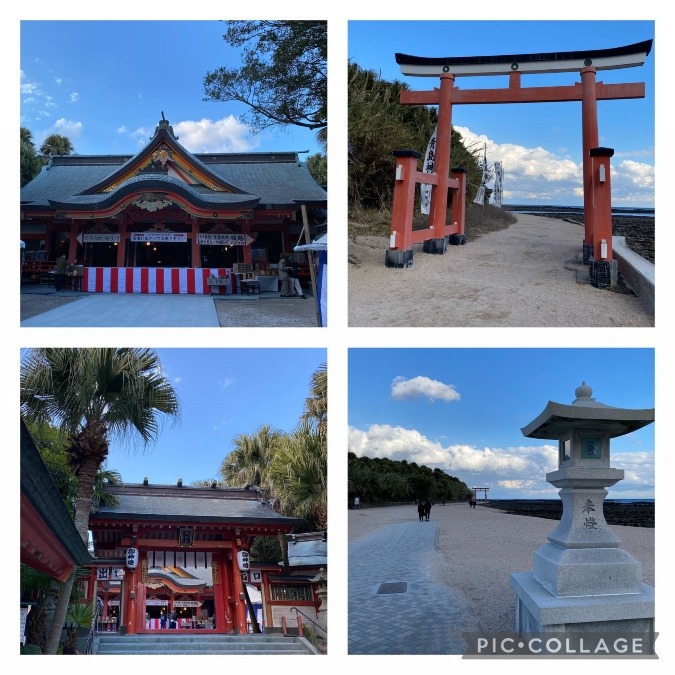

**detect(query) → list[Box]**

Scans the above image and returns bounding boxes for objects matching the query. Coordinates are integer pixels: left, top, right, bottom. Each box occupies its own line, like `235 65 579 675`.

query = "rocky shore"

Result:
480 499 654 528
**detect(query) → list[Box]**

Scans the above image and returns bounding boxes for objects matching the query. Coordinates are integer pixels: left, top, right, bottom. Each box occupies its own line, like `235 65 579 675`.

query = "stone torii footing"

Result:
386 40 652 290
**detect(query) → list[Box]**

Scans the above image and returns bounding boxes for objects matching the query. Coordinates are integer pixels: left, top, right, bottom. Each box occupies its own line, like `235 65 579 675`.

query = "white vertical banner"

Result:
493 161 503 207
420 126 437 215
473 185 486 206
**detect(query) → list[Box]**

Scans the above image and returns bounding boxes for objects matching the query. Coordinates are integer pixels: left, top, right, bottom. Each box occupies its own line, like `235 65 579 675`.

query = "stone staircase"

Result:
93 632 317 655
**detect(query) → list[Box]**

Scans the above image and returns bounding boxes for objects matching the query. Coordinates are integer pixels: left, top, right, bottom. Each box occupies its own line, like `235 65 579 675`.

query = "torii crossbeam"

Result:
386 40 652 288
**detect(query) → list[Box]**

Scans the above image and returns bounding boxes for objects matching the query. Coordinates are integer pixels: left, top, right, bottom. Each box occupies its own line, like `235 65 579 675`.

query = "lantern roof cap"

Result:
522 382 654 439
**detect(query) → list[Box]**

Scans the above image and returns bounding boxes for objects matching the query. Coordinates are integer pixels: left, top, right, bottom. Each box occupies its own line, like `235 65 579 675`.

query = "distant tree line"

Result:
348 62 484 211
348 452 472 504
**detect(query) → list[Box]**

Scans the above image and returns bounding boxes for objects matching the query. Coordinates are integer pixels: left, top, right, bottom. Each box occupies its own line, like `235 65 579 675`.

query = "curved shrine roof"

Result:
92 483 302 527
21 116 327 213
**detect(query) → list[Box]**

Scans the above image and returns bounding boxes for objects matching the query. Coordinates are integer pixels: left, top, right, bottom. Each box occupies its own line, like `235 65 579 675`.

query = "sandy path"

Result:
349 504 655 633
348 214 653 327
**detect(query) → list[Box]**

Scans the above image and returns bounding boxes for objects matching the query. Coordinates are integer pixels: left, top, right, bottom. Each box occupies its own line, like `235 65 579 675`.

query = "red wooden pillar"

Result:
429 73 455 237
581 66 599 254
135 556 147 633
121 566 136 634
117 218 127 267
450 168 467 239
231 547 248 634
213 551 234 633
191 218 200 268
68 222 79 262
390 150 421 251
589 147 614 261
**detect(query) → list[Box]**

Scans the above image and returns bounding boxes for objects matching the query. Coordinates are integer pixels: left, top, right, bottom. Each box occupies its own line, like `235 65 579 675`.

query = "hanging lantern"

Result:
126 547 139 569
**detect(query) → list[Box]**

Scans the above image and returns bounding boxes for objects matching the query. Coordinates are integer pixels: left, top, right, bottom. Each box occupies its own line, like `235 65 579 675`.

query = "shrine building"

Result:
20 116 327 294
89 481 304 635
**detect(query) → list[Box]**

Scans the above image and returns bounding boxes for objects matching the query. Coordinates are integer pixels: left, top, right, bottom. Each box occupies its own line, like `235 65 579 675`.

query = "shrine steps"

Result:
93 632 317 655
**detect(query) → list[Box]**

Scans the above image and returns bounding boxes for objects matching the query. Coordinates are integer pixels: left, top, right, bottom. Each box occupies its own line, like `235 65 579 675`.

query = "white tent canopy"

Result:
294 233 327 252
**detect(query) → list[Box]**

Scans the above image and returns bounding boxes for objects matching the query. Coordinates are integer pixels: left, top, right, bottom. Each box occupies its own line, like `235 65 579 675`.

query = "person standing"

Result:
424 498 432 521
278 255 292 297
287 257 306 298
417 502 425 522
54 254 67 292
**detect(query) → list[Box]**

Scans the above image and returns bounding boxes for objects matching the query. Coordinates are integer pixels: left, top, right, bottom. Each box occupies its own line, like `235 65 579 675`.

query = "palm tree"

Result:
219 424 283 489
20 348 180 653
21 126 43 186
268 419 327 530
92 467 122 510
39 133 74 157
301 363 327 433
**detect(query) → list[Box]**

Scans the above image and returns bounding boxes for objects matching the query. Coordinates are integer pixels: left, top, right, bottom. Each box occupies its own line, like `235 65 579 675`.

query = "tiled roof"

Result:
20 419 92 566
48 173 260 211
287 539 327 567
93 484 301 526
21 149 326 211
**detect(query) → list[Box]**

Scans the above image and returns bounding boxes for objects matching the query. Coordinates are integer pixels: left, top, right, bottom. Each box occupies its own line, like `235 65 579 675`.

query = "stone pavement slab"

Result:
20 293 220 327
349 519 481 654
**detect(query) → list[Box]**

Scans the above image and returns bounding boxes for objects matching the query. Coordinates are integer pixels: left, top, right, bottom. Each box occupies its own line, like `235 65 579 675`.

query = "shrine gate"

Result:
386 40 652 289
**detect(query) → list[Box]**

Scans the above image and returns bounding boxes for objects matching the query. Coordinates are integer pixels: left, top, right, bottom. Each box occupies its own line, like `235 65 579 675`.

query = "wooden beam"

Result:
400 81 645 106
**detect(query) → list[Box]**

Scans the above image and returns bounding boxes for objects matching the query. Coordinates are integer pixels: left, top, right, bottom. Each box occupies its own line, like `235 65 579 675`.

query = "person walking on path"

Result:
417 502 425 521
278 255 292 297
424 498 432 521
287 257 306 298
54 254 67 292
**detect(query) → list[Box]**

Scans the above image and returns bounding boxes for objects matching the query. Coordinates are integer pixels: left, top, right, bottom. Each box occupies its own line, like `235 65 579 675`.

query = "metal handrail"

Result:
83 603 101 654
290 606 327 641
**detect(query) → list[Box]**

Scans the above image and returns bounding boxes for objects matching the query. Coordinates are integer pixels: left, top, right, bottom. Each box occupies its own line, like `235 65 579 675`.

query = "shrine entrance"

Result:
89 482 301 636
386 39 652 289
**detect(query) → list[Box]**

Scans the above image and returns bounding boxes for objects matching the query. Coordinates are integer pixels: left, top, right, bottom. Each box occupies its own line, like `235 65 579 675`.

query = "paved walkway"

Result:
348 519 481 654
21 292 220 327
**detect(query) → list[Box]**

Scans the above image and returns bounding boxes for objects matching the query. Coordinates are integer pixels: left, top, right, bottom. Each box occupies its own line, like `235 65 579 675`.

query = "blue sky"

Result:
28 348 326 485
20 20 324 157
349 20 655 207
348 349 655 499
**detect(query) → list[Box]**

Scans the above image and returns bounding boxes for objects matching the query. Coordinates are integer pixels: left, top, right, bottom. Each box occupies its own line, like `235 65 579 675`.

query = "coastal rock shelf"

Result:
481 499 653 528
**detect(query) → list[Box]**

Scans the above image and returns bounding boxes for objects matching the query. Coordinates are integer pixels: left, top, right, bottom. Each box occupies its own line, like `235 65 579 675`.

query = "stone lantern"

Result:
510 382 654 638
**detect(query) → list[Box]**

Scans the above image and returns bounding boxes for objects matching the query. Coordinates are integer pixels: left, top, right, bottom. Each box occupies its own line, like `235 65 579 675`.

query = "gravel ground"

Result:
349 503 655 633
214 295 319 327
348 213 653 327
20 289 83 321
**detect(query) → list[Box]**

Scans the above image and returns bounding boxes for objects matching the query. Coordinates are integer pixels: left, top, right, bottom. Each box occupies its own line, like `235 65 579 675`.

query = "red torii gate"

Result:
386 40 652 288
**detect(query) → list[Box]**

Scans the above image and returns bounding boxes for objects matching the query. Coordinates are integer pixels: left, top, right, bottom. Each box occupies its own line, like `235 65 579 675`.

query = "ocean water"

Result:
504 205 654 218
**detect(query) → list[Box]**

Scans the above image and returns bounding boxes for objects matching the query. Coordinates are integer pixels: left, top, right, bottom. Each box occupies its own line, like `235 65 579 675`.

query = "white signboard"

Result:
197 233 253 246
83 233 121 243
493 161 503 207
131 232 187 243
173 599 201 608
145 599 169 606
420 126 437 215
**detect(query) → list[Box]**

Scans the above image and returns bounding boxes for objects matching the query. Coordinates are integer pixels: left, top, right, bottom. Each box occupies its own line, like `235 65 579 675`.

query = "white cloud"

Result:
391 375 460 403
55 77 62 86
349 424 654 498
69 92 79 103
116 125 127 134
53 118 83 140
173 117 258 153
454 125 654 207
174 376 183 384
219 377 235 390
